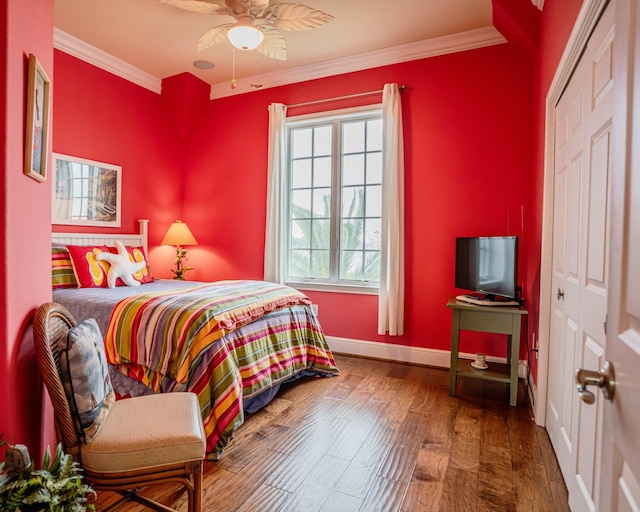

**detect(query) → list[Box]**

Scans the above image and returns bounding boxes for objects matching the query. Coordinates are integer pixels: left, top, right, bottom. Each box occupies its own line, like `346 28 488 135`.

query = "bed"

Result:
51 220 339 459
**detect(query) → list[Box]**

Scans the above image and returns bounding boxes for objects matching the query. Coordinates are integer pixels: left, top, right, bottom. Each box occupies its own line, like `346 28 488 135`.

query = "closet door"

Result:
545 3 614 510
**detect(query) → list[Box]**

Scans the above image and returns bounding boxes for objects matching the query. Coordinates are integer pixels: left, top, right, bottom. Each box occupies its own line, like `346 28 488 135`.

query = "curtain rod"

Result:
285 84 406 109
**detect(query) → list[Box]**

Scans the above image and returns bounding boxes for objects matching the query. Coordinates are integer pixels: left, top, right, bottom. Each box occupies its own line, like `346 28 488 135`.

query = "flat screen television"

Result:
455 236 519 302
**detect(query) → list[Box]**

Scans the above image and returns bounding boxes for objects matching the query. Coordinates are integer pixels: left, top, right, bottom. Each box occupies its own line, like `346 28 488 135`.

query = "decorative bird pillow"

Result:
97 241 146 288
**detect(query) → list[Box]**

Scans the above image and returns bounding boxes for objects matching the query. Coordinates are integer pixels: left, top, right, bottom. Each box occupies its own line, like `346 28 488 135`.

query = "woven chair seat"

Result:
81 392 205 473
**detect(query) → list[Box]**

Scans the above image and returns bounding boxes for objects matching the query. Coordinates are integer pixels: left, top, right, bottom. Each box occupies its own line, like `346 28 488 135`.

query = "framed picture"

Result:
24 54 51 182
52 153 122 227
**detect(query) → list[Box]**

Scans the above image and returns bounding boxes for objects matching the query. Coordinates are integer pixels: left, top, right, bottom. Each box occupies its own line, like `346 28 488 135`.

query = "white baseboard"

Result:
326 336 529 379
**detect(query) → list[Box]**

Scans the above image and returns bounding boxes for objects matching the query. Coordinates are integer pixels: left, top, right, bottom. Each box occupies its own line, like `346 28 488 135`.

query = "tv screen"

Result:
455 236 518 300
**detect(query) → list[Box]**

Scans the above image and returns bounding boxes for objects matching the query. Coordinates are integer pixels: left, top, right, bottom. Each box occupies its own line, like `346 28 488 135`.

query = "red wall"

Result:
52 51 186 275
183 44 534 356
0 0 55 462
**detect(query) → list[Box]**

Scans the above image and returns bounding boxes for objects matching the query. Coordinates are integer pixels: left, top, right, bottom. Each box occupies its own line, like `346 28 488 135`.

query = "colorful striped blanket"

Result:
103 280 338 458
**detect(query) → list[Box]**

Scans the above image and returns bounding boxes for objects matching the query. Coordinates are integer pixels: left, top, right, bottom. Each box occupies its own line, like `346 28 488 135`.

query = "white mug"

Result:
475 352 486 367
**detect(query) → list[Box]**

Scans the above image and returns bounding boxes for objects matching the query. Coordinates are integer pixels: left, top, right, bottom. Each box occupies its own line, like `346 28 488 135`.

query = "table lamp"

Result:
161 220 198 280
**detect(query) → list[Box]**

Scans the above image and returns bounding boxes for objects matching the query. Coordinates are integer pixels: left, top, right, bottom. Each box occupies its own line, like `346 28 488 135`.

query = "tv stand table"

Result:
447 297 528 406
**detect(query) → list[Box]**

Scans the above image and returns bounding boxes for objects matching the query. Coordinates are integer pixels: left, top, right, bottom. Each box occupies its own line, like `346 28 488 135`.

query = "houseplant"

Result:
0 437 95 511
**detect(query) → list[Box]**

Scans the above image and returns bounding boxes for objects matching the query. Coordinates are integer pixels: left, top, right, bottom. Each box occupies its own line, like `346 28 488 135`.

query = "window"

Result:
285 107 383 292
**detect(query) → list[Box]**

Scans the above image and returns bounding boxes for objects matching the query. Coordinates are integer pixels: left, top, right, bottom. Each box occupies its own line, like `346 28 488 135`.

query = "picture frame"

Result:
24 54 51 182
52 153 122 228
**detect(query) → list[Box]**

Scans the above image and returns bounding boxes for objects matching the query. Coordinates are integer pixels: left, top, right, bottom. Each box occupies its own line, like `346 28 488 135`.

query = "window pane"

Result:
342 154 365 186
311 250 330 278
341 219 363 250
290 220 310 249
292 159 312 188
343 122 365 154
364 251 381 281
312 188 331 218
365 218 381 250
342 186 364 217
313 157 331 187
367 119 383 151
312 219 330 249
290 249 310 278
291 189 311 219
292 128 312 158
314 125 332 156
340 250 363 280
365 185 382 218
367 153 382 184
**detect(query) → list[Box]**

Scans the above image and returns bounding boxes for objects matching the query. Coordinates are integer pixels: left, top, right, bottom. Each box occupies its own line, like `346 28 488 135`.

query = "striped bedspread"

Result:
103 280 338 458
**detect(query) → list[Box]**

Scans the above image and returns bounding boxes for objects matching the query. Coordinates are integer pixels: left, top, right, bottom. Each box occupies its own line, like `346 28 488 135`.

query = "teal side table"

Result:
447 297 528 406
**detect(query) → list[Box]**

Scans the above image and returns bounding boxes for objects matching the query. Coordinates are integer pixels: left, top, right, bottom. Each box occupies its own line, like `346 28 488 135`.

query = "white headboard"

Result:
51 219 149 253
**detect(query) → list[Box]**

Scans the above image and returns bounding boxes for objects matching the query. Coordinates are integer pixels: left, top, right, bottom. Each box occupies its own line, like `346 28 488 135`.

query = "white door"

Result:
597 0 640 508
545 2 615 510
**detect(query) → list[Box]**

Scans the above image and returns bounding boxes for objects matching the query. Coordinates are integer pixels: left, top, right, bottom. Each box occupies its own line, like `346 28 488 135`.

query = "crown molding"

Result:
53 25 505 100
210 26 506 99
53 28 162 94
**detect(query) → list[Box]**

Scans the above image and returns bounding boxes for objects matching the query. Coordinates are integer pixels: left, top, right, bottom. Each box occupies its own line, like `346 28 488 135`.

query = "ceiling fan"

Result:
158 0 333 60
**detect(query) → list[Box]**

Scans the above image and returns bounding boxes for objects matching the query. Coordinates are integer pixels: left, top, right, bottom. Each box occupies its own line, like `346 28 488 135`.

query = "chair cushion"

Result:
80 392 206 472
59 318 115 443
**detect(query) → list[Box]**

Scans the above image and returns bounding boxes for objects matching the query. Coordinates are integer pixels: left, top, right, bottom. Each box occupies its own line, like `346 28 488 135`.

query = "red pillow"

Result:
108 245 153 285
67 245 110 288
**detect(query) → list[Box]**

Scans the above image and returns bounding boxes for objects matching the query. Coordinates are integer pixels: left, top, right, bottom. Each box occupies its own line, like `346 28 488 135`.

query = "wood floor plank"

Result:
378 410 430 483
401 441 449 512
319 491 363 512
279 455 350 512
235 483 291 512
481 407 510 449
478 444 517 511
535 427 564 483
440 466 479 512
333 418 399 499
92 354 570 512
358 476 408 512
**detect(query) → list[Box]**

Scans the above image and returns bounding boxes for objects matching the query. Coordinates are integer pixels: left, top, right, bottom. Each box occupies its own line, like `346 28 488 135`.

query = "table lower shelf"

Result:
454 359 511 383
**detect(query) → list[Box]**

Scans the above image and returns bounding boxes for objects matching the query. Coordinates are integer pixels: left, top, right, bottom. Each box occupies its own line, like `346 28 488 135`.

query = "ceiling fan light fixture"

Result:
227 17 264 51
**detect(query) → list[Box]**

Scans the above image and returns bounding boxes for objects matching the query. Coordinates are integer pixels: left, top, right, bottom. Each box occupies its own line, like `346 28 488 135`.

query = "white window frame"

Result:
284 105 383 295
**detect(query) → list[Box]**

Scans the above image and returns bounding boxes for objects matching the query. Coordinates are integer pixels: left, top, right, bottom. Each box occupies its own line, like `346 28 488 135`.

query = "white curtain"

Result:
264 103 288 283
378 83 405 335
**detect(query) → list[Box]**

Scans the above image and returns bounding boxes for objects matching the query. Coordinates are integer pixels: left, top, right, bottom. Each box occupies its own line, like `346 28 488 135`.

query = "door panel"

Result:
599 0 640 508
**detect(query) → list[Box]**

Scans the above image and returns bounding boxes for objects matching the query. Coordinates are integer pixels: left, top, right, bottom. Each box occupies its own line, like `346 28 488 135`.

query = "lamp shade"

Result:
227 17 264 50
161 220 198 246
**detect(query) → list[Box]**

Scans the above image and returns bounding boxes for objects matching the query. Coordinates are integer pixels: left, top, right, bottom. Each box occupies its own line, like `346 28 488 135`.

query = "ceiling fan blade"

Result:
158 0 233 16
197 23 234 50
263 3 333 31
249 0 270 8
257 25 287 60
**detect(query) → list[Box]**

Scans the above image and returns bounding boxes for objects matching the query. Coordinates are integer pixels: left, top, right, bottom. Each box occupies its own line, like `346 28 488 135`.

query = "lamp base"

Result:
171 246 193 280
170 266 193 280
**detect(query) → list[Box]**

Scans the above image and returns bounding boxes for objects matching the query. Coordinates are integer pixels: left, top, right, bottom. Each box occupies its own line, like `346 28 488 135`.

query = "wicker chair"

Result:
32 302 206 512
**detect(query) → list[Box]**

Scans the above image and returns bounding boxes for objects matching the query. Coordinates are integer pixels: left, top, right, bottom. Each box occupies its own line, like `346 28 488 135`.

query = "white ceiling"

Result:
54 0 496 97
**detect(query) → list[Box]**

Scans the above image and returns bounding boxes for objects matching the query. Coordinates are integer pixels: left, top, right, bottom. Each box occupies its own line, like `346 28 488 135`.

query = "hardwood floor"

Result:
94 354 570 512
